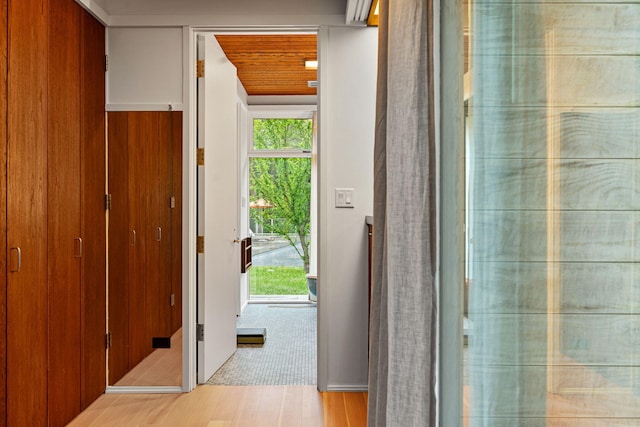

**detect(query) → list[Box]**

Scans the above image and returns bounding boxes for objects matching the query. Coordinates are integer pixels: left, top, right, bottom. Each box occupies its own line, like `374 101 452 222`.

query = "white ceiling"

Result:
92 0 346 17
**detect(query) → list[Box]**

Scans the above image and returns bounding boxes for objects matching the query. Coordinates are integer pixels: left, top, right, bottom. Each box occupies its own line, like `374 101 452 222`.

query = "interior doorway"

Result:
198 31 319 386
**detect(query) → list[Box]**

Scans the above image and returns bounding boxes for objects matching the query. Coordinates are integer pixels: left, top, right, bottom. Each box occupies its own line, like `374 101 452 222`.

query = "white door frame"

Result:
182 26 324 392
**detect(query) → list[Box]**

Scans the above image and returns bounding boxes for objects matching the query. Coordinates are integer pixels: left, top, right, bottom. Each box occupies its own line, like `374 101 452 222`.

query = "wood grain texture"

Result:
0 0 7 425
474 3 640 56
155 111 172 339
170 112 182 334
474 56 639 108
142 112 163 346
114 329 181 386
80 7 106 408
128 111 152 367
7 0 49 424
107 111 131 385
67 386 367 427
471 210 640 262
47 0 82 425
110 111 179 385
215 35 317 96
468 2 640 424
473 159 640 210
469 261 640 315
470 109 640 159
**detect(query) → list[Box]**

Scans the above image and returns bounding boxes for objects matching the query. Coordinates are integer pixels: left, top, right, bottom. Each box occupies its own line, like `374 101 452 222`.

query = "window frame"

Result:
247 106 315 159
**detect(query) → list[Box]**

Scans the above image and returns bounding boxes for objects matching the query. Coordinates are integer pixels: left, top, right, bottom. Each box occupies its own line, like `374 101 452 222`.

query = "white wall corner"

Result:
74 0 110 26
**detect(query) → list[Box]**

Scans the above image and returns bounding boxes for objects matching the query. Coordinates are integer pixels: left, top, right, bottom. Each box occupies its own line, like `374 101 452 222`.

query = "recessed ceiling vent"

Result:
345 0 374 25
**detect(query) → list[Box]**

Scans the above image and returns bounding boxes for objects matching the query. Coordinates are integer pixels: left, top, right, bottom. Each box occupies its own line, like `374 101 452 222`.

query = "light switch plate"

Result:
335 188 355 208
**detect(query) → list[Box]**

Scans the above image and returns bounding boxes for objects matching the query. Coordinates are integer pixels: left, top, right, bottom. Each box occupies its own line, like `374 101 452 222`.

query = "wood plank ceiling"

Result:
215 34 317 96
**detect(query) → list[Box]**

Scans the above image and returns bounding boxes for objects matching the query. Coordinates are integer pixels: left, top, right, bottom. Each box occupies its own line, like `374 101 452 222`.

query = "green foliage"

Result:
249 266 308 295
250 118 313 272
253 118 313 150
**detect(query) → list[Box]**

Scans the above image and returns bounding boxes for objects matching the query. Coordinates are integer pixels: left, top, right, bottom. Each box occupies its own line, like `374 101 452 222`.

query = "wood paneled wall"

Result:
108 111 182 385
468 1 640 424
2 0 106 425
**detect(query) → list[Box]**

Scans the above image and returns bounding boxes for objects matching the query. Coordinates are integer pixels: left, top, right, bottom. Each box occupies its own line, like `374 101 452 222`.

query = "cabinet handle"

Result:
10 247 21 272
130 230 136 246
156 227 162 242
75 237 83 258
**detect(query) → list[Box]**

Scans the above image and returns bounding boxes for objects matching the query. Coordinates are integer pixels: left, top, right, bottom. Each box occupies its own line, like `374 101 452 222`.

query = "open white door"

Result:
196 33 240 384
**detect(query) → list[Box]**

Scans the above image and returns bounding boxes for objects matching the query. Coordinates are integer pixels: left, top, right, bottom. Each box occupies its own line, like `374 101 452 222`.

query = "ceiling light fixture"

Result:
305 60 318 70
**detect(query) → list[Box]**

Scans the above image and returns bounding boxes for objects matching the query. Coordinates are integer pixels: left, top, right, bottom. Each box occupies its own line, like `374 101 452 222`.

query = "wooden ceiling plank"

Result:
215 34 318 97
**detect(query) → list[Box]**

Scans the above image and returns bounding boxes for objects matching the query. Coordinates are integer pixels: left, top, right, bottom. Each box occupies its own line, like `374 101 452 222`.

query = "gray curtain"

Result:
368 0 437 425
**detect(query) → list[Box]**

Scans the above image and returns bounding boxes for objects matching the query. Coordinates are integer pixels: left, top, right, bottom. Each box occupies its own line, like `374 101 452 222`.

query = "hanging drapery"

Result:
368 0 437 425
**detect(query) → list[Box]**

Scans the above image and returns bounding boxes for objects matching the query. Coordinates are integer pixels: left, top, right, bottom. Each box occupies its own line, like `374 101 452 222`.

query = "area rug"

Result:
206 303 317 385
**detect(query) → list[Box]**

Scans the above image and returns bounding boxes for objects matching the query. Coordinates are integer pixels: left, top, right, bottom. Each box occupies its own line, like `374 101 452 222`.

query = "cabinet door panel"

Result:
155 112 172 339
0 0 7 424
171 112 183 334
128 112 152 366
108 112 130 384
0 0 7 427
80 8 106 405
7 0 48 425
47 0 81 425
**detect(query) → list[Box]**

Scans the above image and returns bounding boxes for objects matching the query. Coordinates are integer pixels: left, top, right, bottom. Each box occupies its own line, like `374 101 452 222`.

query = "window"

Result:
462 1 640 425
247 109 315 299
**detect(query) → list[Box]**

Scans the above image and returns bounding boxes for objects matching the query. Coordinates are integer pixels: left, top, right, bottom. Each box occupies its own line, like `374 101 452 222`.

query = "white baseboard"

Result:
325 384 369 392
106 386 183 394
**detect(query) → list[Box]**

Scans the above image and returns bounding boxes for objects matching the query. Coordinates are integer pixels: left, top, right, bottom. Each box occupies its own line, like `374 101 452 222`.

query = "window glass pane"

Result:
464 1 640 425
249 157 312 298
252 118 313 151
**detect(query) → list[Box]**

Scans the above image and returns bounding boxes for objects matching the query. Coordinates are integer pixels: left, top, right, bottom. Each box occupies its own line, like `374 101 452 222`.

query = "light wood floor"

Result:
67 386 368 427
114 329 182 387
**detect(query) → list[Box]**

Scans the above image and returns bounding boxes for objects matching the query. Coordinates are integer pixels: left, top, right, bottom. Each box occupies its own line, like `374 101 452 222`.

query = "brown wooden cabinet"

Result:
0 1 6 423
7 0 50 425
47 0 82 424
80 8 107 409
3 1 106 425
108 111 182 385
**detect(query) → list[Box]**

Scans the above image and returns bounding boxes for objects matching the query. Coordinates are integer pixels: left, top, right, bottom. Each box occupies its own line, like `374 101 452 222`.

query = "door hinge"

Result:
196 59 204 78
104 55 109 72
170 293 176 307
197 236 204 254
170 196 176 209
196 324 204 341
105 331 112 349
197 148 205 166
105 194 112 210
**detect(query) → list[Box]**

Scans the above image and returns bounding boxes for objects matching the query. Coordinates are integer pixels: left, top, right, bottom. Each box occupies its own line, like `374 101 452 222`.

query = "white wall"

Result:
107 27 184 110
318 25 377 391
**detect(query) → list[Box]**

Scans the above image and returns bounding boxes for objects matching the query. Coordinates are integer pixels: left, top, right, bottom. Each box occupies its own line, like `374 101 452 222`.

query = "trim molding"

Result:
106 103 184 112
106 386 183 394
326 384 369 392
